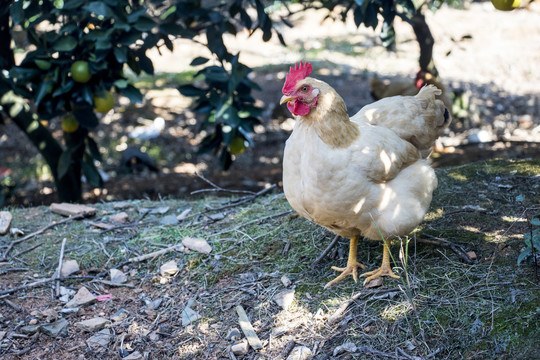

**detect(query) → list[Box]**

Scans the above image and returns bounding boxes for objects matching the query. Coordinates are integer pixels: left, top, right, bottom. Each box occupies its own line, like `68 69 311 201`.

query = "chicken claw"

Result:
360 239 399 286
324 236 366 288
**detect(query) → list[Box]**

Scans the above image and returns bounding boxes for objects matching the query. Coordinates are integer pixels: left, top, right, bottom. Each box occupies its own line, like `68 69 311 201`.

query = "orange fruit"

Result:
93 91 115 113
61 114 79 133
71 61 91 83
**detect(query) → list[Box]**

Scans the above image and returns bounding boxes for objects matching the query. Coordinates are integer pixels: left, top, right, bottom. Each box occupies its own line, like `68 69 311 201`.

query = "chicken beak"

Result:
280 94 295 105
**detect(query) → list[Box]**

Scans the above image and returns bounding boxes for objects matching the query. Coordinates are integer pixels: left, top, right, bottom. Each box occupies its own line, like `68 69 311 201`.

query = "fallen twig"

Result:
92 279 135 288
191 172 256 196
417 235 473 264
54 238 67 297
327 287 403 325
311 235 340 270
205 184 278 212
1 214 84 261
127 243 185 263
236 305 263 350
0 275 95 296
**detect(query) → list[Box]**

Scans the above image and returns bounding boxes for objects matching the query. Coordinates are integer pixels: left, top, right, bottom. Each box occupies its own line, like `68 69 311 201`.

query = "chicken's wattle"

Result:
288 99 311 116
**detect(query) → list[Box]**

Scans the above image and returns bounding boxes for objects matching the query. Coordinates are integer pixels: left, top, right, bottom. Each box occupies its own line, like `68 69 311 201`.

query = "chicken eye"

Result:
301 86 309 92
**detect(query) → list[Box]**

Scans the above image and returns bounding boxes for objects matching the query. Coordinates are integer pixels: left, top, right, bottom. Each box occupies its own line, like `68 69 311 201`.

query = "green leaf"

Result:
127 7 148 23
10 0 24 25
120 84 143 103
63 0 86 10
531 217 540 226
515 194 524 202
133 16 156 32
52 80 74 97
190 57 209 66
137 51 154 74
364 2 379 29
57 149 72 179
83 1 114 17
86 136 102 162
81 154 103 188
113 79 128 89
34 80 53 106
53 36 77 52
517 247 531 265
113 46 128 63
219 148 233 170
178 85 207 97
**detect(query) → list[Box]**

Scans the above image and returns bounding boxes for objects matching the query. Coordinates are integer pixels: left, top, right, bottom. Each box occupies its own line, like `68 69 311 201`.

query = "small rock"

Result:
123 351 143 360
226 327 242 341
10 227 24 236
271 326 288 337
21 325 40 335
65 287 96 308
50 203 96 217
176 208 192 221
86 329 112 349
181 306 201 326
41 318 69 337
0 211 12 235
113 201 131 210
29 318 38 325
274 289 295 310
110 212 129 223
59 307 79 315
333 341 357 356
76 317 111 332
160 214 178 225
151 298 163 310
149 331 160 341
231 339 249 356
287 345 313 360
110 269 128 284
111 308 129 322
0 331 6 341
160 260 179 276
40 308 59 322
364 277 384 288
281 275 292 287
151 206 170 215
467 251 477 260
61 259 80 277
182 237 212 254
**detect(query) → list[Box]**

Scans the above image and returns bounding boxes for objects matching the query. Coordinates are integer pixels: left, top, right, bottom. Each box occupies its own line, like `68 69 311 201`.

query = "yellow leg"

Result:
360 239 400 286
324 235 366 288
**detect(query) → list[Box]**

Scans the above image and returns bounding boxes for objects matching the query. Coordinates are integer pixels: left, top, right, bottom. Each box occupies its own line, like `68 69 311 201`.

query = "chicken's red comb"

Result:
282 61 312 94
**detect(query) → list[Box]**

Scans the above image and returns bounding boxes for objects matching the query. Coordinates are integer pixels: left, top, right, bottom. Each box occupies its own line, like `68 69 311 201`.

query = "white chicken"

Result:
280 62 450 287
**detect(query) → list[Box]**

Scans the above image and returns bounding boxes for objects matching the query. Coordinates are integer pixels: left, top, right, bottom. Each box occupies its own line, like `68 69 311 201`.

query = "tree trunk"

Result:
0 5 83 203
411 12 438 77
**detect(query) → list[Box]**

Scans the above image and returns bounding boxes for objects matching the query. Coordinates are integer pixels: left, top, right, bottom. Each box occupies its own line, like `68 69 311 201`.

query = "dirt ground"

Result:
1 3 540 207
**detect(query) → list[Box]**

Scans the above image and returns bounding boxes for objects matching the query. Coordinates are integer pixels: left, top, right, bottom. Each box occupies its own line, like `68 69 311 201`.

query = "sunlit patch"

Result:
379 186 394 209
381 301 413 321
173 162 208 174
501 216 527 223
353 197 366 214
379 150 392 174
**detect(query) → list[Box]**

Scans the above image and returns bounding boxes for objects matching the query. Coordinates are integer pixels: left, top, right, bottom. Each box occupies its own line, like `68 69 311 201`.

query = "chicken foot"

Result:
324 235 366 288
360 239 399 286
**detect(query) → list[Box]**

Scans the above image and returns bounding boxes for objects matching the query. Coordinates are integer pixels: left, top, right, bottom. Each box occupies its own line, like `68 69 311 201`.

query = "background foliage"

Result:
0 0 447 202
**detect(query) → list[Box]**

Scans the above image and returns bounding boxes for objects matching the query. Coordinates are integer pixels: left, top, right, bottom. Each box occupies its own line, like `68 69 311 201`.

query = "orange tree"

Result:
0 0 281 202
